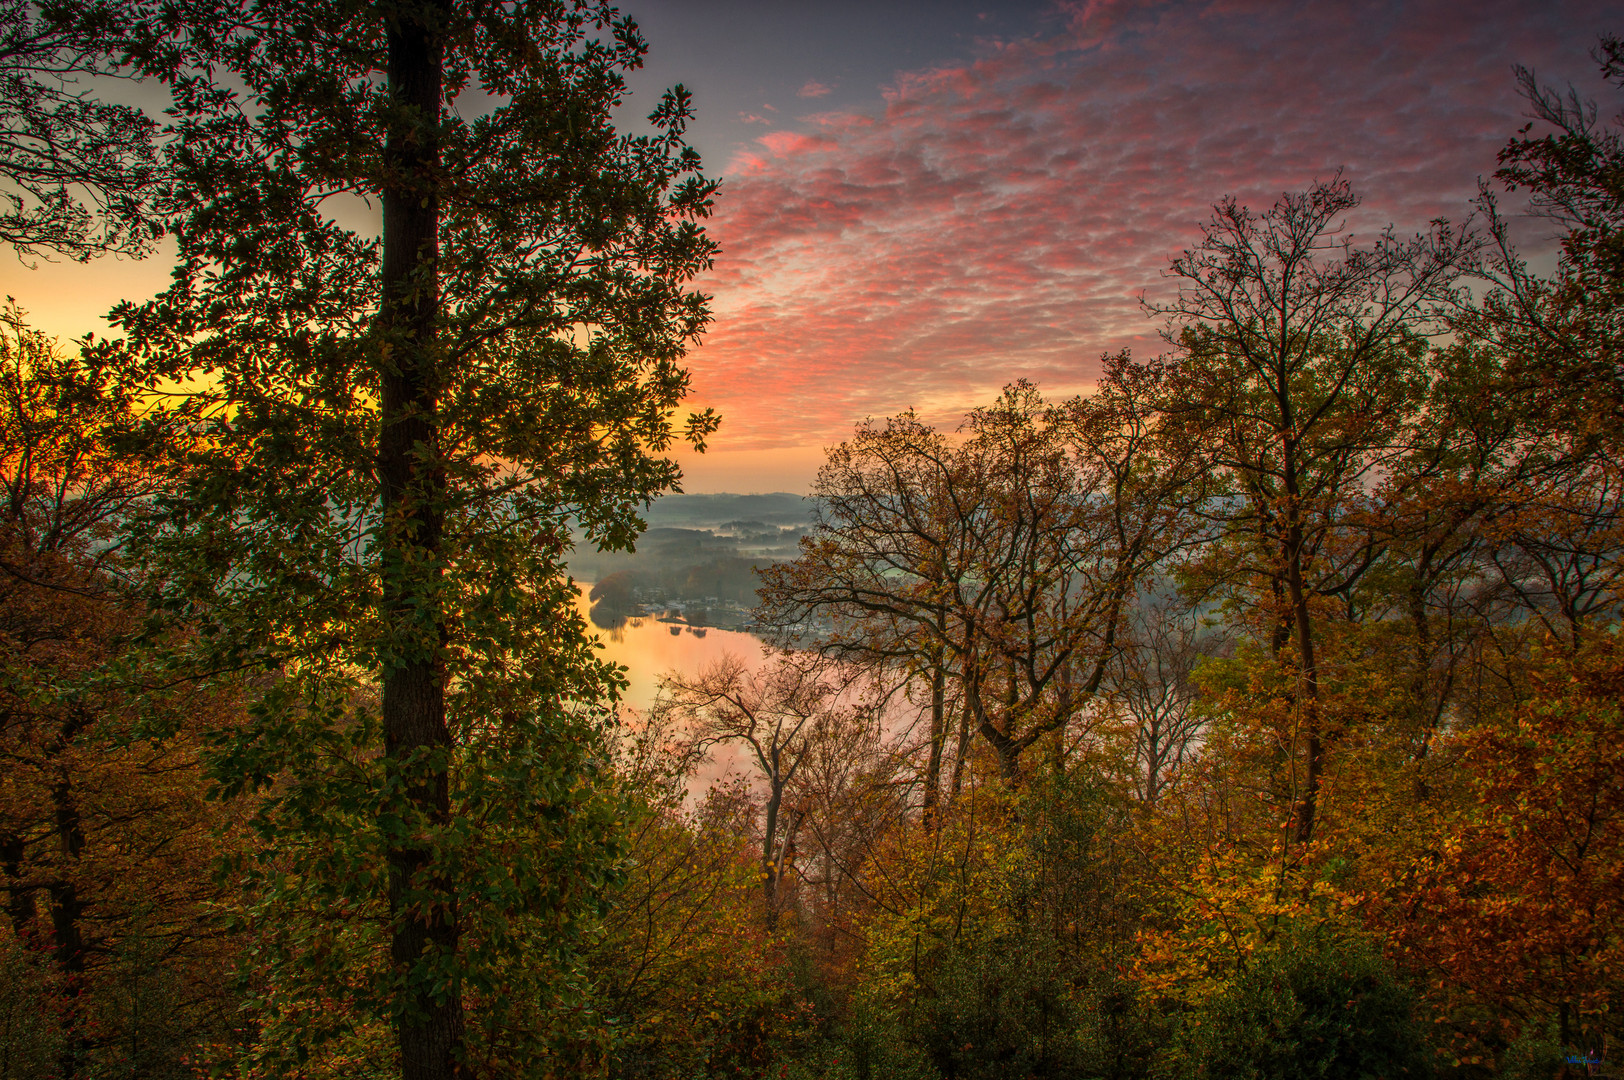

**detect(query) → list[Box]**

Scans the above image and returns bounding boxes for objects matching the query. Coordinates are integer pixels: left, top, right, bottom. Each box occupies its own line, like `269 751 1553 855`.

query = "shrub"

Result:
1171 930 1434 1080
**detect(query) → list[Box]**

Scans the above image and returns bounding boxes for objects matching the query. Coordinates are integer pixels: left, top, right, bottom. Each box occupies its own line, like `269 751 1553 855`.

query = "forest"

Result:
0 2 1621 1079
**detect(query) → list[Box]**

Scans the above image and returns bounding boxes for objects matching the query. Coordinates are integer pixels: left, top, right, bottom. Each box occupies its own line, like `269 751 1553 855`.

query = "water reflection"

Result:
575 584 769 793
573 585 769 713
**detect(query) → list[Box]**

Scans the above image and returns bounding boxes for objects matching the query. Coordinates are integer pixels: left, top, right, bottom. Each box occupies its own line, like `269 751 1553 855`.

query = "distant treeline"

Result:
570 516 810 605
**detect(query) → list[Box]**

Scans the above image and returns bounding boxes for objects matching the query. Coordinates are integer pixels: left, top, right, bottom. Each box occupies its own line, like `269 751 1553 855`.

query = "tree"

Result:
756 405 971 809
584 776 812 1079
1367 338 1547 763
106 3 719 1076
1152 177 1475 848
759 372 1202 787
1438 37 1624 671
846 768 1149 1080
0 0 161 259
952 382 1151 780
1386 635 1624 1073
1473 35 1624 423
1171 930 1435 1080
653 653 872 923
1106 594 1226 807
0 309 240 1079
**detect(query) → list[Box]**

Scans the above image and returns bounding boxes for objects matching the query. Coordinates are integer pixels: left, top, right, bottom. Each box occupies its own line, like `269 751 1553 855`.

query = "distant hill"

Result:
641 492 812 531
565 493 816 622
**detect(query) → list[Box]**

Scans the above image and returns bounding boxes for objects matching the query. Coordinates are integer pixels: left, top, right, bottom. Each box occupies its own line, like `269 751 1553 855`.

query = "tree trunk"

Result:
964 665 1023 781
948 692 972 801
50 778 86 1080
380 5 461 1078
0 833 32 938
922 649 946 824
1281 482 1323 848
762 780 782 919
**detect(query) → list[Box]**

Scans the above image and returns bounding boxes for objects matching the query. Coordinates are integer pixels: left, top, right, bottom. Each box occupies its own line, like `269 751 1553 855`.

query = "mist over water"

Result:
573 584 770 792
566 490 812 711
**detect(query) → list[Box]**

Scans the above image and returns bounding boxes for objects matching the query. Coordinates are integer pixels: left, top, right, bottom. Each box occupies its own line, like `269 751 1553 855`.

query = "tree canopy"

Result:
94 1 719 1074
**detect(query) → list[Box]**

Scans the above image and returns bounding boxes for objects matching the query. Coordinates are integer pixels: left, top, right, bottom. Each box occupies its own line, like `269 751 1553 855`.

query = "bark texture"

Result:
379 4 461 1077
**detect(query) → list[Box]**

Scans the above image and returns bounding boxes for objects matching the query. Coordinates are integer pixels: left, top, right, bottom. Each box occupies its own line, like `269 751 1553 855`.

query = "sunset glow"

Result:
2 0 1615 490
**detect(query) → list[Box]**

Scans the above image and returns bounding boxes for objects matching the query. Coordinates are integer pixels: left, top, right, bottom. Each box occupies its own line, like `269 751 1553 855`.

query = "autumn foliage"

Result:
1388 638 1624 1070
1 14 1622 1080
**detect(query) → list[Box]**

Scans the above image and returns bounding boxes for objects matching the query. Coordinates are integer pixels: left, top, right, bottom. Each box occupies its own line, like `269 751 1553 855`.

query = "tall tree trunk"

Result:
948 692 973 801
1282 491 1323 847
1288 577 1323 846
0 833 32 938
762 779 782 919
380 4 461 1078
1268 574 1291 658
49 778 86 1080
921 645 946 824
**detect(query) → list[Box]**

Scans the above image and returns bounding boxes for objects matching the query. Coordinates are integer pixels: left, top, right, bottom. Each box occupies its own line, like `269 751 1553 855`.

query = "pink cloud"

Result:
797 79 835 98
686 0 1615 457
755 131 839 157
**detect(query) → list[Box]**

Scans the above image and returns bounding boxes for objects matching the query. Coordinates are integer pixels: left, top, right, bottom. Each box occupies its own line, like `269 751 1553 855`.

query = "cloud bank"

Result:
688 0 1617 451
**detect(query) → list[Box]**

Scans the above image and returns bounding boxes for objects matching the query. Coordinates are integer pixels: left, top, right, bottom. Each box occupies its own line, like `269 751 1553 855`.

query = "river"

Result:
573 585 771 711
573 584 772 792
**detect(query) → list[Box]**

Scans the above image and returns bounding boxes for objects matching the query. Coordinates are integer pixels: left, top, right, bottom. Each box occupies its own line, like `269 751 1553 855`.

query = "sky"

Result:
2 0 1619 493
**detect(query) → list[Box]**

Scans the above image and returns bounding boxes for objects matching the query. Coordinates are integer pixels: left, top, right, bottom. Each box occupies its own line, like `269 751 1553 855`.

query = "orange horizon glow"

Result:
3 0 1611 494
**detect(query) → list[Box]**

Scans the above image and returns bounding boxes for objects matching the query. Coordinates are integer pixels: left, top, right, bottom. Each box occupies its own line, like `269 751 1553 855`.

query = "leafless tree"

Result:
1105 595 1228 806
653 653 876 922
759 370 1205 787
